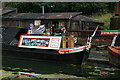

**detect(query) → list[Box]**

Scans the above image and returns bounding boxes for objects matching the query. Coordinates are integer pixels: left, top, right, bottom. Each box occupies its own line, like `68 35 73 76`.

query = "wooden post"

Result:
62 35 67 48
68 35 74 48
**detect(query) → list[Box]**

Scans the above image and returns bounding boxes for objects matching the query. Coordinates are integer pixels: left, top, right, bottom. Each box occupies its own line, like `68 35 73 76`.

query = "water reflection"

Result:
2 56 80 75
2 56 120 78
80 60 120 78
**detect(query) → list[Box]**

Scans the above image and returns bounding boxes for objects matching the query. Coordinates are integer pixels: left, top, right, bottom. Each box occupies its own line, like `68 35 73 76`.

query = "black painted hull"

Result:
2 44 89 64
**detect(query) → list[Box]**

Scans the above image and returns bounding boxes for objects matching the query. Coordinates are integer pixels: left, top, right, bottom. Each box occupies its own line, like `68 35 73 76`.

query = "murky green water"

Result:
2 56 80 75
2 56 120 79
80 61 120 78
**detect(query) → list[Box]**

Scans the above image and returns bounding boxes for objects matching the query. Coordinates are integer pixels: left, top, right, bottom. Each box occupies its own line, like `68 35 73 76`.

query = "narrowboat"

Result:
107 2 120 67
1 26 98 64
101 30 120 67
108 35 120 67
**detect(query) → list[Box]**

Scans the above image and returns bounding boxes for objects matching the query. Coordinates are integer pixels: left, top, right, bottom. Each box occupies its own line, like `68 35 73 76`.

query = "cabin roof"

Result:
2 8 104 24
72 15 103 24
2 12 82 20
2 12 103 24
2 8 17 15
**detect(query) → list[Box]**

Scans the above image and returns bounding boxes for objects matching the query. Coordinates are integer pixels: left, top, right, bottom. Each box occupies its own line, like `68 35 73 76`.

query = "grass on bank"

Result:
91 13 113 30
1 69 83 79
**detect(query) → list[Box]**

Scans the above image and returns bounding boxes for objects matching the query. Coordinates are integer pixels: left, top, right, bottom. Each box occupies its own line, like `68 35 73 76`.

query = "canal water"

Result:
2 54 120 79
2 56 79 75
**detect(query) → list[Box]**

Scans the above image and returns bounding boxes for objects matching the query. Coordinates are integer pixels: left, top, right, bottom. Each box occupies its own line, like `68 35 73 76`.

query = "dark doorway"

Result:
52 21 59 28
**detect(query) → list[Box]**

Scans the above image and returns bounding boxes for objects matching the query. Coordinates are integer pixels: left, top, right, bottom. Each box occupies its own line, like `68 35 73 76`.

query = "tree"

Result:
5 2 115 15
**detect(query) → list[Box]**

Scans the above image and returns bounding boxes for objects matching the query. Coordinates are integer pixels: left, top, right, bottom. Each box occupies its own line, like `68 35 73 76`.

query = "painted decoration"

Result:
18 35 62 50
101 30 120 35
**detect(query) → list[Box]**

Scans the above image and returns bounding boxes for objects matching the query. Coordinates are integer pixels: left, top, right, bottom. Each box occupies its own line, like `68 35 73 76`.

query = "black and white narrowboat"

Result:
1 26 98 64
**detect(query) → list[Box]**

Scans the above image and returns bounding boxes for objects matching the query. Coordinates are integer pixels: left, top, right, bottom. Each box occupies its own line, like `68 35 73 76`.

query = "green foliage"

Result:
91 13 113 29
5 2 42 13
5 2 116 30
5 2 116 15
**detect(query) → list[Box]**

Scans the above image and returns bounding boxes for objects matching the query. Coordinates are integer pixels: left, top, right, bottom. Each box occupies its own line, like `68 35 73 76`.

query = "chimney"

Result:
115 2 119 16
42 5 44 15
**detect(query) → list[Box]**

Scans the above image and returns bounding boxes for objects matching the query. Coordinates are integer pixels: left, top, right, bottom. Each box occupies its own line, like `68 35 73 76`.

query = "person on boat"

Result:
27 23 34 34
29 23 34 30
61 26 66 33
56 25 66 35
56 26 62 33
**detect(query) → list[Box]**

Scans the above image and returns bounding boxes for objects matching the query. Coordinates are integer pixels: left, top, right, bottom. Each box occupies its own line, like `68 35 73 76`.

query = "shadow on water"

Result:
2 56 120 79
2 56 81 75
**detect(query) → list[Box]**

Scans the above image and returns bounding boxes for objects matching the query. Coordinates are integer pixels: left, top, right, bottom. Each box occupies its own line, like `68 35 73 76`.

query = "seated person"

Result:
56 26 66 34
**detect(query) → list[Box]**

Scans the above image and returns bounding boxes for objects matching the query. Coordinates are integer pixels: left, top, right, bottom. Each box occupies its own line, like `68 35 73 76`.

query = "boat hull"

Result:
108 46 120 67
2 44 89 64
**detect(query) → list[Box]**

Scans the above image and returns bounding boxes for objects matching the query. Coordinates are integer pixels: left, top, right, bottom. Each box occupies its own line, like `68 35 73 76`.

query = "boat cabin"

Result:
2 8 104 31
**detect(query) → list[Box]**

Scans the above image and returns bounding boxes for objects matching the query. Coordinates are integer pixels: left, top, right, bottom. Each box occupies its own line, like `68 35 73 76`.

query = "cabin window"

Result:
79 21 82 30
84 22 90 30
81 21 85 30
71 21 79 31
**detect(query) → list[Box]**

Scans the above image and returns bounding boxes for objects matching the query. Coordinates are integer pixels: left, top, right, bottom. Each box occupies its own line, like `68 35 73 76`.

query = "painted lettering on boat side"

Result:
18 35 62 50
22 38 50 47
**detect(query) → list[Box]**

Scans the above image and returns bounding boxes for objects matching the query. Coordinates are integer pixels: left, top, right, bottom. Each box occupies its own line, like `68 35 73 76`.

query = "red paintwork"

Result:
115 2 119 16
108 46 120 56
